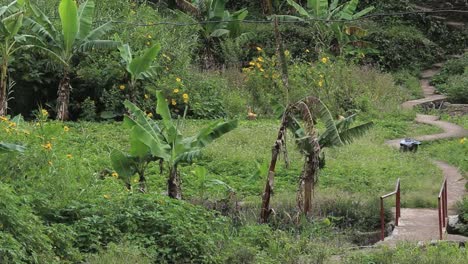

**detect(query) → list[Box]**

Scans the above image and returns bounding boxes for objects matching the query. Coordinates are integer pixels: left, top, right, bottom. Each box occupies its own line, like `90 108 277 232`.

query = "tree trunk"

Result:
138 172 147 193
168 166 181 199
260 112 289 223
262 0 273 15
0 59 9 116
174 0 200 17
302 150 320 215
56 73 71 121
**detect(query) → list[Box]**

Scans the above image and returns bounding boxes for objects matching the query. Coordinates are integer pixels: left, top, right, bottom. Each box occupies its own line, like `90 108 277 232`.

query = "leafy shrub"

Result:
0 183 54 263
442 71 468 104
431 54 468 88
50 194 228 263
366 24 442 71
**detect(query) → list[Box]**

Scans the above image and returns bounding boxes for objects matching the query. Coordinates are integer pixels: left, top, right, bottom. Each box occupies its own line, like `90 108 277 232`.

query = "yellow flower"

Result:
259 68 265 72
173 88 180 94
103 194 110 199
257 57 264 62
318 80 324 87
146 41 151 46
305 49 310 53
41 109 48 117
42 142 52 151
0 116 8 122
8 122 16 128
171 99 177 106
112 172 119 178
147 112 153 118
319 74 324 79
130 10 136 15
176 77 182 83
460 138 466 144
162 54 172 61
133 178 138 183
147 34 152 39
66 154 73 159
144 94 149 99
63 126 69 132
256 47 263 52
48 161 53 166
284 50 290 56
182 93 189 103
119 85 126 90
321 57 329 64
256 63 261 68
249 61 255 66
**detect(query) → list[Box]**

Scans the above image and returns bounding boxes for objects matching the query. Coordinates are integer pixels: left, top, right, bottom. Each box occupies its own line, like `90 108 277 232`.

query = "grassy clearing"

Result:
341 242 468 264
0 111 443 209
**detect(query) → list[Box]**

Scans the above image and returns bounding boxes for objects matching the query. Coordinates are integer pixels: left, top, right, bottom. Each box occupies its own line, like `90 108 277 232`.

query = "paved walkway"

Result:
380 63 468 245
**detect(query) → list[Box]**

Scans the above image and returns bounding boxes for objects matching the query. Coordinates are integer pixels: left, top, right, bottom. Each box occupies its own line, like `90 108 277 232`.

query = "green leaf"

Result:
189 120 238 149
128 43 161 80
307 0 328 18
210 28 230 38
83 21 113 41
0 142 25 153
211 0 226 19
2 12 23 37
352 6 374 19
59 0 78 55
287 0 310 18
339 0 358 20
124 100 171 160
155 91 172 128
77 0 94 39
110 149 137 181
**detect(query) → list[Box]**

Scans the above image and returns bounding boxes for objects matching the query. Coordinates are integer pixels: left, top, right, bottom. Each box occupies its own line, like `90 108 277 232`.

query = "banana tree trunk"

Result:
168 166 181 199
260 112 288 223
262 0 273 15
0 58 8 116
56 72 71 121
302 148 320 215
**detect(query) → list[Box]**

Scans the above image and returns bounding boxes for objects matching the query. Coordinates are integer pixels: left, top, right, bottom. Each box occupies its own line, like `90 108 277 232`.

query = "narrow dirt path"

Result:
380 64 468 244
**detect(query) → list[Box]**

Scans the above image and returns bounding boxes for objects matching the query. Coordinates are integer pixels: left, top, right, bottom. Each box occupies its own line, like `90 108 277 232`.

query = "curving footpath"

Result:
380 64 468 245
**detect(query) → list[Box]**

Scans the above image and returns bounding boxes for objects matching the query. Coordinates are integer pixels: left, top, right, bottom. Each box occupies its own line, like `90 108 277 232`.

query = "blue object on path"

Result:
400 138 421 152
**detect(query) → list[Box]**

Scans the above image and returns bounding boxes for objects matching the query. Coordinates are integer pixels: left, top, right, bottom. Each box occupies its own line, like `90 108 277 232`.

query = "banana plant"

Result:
176 0 249 69
260 96 373 222
0 0 27 116
281 0 374 55
116 36 161 103
26 0 117 120
111 91 237 198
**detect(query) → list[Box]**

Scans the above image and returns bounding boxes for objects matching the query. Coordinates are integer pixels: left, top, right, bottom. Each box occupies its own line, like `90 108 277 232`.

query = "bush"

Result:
49 194 228 263
366 24 442 71
0 183 55 263
442 71 468 103
431 54 468 89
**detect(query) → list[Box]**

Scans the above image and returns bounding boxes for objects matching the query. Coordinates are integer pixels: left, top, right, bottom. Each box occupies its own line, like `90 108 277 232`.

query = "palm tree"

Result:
0 0 27 116
27 0 117 120
260 96 373 222
111 91 237 198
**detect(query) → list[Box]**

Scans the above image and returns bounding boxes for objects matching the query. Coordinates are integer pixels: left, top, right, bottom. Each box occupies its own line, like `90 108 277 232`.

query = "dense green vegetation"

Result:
0 0 467 263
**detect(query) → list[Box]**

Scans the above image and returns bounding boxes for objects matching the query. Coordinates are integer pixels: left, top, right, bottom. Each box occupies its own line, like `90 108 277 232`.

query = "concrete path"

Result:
380 62 468 245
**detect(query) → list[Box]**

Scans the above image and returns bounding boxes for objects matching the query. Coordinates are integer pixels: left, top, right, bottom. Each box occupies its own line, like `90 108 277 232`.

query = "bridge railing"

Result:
380 178 401 241
438 178 448 240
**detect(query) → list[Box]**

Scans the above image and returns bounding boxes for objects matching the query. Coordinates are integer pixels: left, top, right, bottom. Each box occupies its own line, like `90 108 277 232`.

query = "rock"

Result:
447 215 463 234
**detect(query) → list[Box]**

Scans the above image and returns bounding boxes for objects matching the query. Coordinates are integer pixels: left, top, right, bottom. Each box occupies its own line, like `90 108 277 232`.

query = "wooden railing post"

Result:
380 197 385 241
